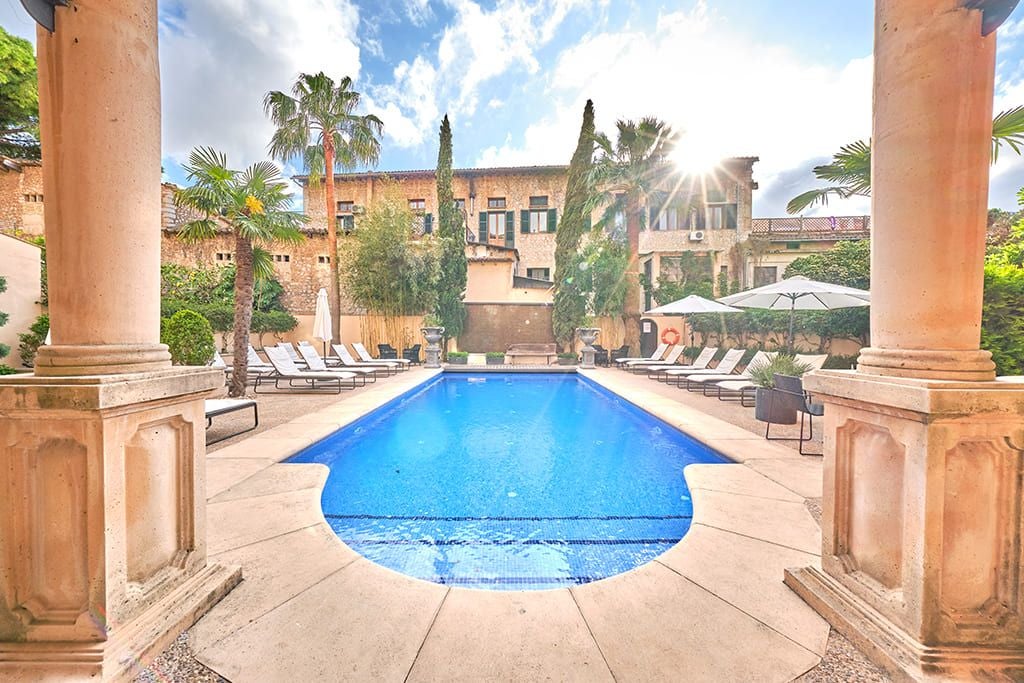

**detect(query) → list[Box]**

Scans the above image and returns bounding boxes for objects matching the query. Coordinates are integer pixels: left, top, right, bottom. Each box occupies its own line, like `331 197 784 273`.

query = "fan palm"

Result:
588 117 679 351
175 147 307 397
265 73 383 339
787 106 1024 214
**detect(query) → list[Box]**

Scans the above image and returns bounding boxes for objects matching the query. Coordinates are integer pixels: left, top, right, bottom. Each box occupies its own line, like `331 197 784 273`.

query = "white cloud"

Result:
476 4 875 217
405 0 434 26
487 98 505 109
159 0 363 174
366 56 440 148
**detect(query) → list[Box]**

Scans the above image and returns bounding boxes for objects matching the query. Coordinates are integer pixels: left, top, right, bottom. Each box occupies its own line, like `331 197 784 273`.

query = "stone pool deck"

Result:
191 367 830 681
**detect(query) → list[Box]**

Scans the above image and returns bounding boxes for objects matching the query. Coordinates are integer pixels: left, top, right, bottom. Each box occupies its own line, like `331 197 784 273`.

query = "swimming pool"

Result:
288 373 728 590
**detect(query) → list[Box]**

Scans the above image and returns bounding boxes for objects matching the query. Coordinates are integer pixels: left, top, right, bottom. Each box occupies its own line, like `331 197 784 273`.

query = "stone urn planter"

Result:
421 326 445 368
754 387 798 424
576 327 601 369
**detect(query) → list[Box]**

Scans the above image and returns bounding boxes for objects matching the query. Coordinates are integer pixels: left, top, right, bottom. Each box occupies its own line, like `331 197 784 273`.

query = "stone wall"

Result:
0 162 44 236
0 233 43 367
460 303 554 352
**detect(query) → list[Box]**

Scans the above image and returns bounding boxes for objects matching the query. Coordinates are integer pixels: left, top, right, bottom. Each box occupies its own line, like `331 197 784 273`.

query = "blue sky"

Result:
2 0 1023 215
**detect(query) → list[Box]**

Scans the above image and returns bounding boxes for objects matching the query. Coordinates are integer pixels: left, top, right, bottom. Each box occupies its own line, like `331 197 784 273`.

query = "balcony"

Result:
751 216 870 242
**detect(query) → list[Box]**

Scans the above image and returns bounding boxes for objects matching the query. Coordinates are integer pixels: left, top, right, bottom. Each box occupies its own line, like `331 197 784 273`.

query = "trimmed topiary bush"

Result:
161 309 215 366
17 313 49 368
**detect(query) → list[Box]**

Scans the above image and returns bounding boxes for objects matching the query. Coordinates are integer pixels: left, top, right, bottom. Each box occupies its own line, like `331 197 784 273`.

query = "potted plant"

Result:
557 352 578 366
749 354 813 424
447 351 469 365
485 351 505 366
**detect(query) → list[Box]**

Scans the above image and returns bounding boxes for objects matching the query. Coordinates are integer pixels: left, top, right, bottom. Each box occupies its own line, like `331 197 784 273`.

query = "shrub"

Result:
485 351 505 359
17 313 49 368
981 262 1024 375
447 351 469 359
250 310 298 347
822 354 859 370
160 310 215 366
197 303 235 333
558 352 578 360
748 354 813 389
0 364 18 375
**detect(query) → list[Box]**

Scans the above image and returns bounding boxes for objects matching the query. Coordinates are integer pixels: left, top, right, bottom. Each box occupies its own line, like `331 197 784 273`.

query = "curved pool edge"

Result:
197 367 830 681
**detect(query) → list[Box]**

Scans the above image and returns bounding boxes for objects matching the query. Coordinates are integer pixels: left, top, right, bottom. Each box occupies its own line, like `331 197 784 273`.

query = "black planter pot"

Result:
557 357 577 366
448 356 468 365
486 356 505 365
754 387 798 424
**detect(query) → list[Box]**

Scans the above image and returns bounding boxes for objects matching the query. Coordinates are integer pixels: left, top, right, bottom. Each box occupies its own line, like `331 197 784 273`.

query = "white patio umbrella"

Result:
719 276 870 350
644 294 742 346
311 287 332 357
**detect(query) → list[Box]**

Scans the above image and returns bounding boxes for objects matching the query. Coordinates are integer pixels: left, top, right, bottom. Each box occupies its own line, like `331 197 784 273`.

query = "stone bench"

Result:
505 343 558 365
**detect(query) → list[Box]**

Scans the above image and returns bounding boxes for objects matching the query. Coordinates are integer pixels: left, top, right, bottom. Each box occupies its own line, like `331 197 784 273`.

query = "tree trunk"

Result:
229 234 256 398
624 192 643 354
324 134 342 342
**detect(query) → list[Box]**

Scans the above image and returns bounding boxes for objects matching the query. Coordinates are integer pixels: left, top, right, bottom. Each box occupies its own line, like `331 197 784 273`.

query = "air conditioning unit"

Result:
688 230 705 242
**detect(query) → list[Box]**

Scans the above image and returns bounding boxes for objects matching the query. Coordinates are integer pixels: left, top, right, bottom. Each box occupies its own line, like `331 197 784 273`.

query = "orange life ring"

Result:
661 327 681 345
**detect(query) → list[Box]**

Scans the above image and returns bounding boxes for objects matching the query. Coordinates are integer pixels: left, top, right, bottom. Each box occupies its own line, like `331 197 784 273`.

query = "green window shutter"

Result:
520 209 530 234
547 208 557 232
479 211 489 243
344 215 355 231
423 213 433 234
506 211 515 247
725 204 738 229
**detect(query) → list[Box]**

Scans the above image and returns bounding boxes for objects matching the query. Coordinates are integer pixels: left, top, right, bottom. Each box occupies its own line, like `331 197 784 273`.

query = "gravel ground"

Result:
142 367 888 682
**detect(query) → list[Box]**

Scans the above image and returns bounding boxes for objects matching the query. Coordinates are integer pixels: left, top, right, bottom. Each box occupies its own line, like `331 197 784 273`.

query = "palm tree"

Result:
175 147 307 397
264 73 383 340
787 106 1024 214
589 117 679 352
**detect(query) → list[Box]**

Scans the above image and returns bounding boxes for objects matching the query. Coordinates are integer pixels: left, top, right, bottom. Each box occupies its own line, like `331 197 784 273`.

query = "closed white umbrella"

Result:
645 294 742 346
311 287 332 357
719 276 870 350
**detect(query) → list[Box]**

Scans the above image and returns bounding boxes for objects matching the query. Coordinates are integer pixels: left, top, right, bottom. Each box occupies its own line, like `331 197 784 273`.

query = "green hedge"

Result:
161 310 215 366
982 262 1024 375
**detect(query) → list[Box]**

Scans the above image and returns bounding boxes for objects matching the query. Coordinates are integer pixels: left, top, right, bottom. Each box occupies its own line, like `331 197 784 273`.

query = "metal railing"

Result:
751 215 870 241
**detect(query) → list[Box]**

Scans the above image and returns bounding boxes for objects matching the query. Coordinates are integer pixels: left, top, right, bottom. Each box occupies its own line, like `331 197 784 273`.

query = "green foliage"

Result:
0 365 17 375
433 115 467 342
342 181 439 316
35 236 47 306
577 230 629 317
641 252 715 304
485 351 505 359
161 263 224 305
553 99 595 349
0 27 40 158
784 240 871 346
748 354 813 389
0 275 8 358
160 310 215 366
17 313 48 368
214 264 287 312
251 309 298 336
982 261 1024 376
558 352 578 360
198 303 236 333
823 354 860 370
447 351 469 359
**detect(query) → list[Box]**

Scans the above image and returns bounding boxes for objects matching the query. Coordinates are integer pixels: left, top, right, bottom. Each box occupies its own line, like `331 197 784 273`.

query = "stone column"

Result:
0 2 239 680
785 2 1024 680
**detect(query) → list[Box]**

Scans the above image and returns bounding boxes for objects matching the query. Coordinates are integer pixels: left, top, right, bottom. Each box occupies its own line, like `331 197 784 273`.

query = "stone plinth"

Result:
0 368 240 681
785 370 1024 681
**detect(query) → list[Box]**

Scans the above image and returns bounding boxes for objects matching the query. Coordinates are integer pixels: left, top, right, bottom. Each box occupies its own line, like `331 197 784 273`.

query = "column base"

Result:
34 343 172 377
785 567 1024 682
856 347 996 381
0 563 241 683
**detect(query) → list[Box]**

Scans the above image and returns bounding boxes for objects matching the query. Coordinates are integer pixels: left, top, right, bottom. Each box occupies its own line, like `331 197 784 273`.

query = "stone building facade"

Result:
0 157 44 236
299 159 761 308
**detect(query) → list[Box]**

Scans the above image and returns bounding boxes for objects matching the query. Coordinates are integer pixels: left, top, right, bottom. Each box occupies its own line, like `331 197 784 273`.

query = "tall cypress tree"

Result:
433 114 467 352
552 99 595 350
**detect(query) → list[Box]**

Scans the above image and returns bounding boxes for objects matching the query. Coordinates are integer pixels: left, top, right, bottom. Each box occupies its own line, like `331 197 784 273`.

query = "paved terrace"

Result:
151 366 886 682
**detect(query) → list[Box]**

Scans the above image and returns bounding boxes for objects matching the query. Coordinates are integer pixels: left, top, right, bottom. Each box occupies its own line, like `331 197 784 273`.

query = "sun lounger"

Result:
624 345 686 372
706 353 829 405
683 351 776 393
647 347 718 380
298 340 342 366
613 342 668 368
205 398 259 445
255 346 359 393
661 348 746 387
278 342 310 367
296 343 377 384
333 344 400 375
353 342 410 369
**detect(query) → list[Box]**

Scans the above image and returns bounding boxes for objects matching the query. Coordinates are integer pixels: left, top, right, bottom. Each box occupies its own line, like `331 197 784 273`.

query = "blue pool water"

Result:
288 373 727 590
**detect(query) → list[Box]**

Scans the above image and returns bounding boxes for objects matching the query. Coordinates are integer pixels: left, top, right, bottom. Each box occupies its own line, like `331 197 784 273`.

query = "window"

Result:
660 256 683 279
487 197 506 209
754 266 778 287
528 210 548 233
487 211 506 239
23 194 42 202
526 267 550 281
706 187 727 203
318 255 331 264
215 252 233 262
409 198 426 212
654 207 680 231
337 215 355 231
529 195 548 208
707 204 738 229
337 200 354 213
454 198 466 210
273 254 290 263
